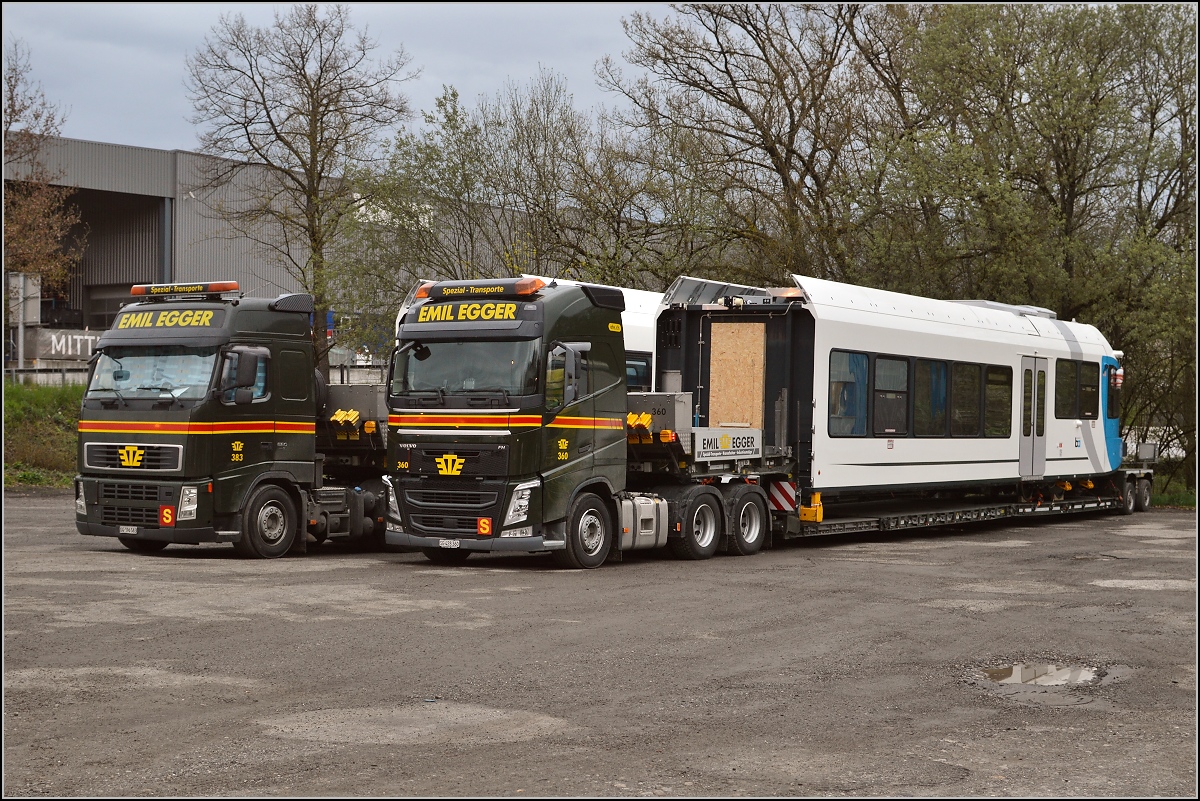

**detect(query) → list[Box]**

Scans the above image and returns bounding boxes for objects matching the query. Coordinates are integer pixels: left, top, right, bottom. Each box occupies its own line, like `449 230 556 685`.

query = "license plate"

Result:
437 539 461 549
119 525 138 535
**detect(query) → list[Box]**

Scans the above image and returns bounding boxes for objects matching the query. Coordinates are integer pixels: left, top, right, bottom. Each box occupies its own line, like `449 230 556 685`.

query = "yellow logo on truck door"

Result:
117 445 145 467
435 454 465 475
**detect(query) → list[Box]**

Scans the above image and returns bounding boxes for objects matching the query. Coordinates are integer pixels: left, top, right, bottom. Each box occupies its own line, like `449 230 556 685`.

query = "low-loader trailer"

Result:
382 275 1155 569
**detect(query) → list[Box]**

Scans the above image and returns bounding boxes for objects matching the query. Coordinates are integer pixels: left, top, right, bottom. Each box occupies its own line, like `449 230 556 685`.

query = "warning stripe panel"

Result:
768 480 797 512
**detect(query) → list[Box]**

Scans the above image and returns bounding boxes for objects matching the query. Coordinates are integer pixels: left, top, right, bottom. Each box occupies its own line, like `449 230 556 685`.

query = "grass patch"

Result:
4 381 83 487
1152 488 1196 509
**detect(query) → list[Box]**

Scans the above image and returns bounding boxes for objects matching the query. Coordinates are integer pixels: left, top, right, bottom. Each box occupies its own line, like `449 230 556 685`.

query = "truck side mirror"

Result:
545 343 578 412
235 352 260 388
563 348 579 407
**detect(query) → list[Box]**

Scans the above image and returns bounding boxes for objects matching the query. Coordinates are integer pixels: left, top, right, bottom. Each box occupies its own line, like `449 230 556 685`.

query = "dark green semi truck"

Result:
75 281 389 557
382 276 778 568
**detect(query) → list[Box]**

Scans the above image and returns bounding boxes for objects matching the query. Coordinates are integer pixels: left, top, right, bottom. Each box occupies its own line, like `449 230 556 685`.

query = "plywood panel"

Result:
708 321 764 428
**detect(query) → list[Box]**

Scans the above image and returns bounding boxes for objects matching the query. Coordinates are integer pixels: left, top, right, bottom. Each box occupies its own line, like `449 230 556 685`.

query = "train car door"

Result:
1019 356 1048 478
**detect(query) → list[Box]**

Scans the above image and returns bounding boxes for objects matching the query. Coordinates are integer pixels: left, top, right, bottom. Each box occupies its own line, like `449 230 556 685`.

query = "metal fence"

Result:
4 366 90 386
3 364 386 387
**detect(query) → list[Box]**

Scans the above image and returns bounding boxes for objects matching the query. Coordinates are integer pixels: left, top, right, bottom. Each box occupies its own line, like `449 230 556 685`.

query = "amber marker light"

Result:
413 281 436 299
514 276 546 295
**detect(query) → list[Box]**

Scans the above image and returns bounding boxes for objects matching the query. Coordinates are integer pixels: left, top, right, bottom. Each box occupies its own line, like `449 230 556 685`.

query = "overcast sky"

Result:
3 2 665 152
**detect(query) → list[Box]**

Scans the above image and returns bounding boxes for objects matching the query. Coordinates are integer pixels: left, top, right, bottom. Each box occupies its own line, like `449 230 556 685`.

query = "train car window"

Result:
626 352 652 392
1036 370 1046 437
914 359 948 436
1106 365 1121 419
874 357 909 435
1055 359 1078 418
829 350 868 436
1022 369 1033 437
950 363 981 436
1079 362 1100 419
984 366 1013 437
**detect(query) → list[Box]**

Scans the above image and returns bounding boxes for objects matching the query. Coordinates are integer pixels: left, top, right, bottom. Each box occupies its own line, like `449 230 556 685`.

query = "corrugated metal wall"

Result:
4 136 175 197
173 152 303 298
8 137 316 330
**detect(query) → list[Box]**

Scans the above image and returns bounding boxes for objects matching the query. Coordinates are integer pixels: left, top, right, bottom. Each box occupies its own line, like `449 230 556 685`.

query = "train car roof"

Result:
791 274 1110 348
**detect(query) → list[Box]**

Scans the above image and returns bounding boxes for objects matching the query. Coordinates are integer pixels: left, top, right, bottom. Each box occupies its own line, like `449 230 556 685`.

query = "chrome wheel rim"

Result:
257 502 287 545
692 503 717 549
739 500 762 545
579 510 605 556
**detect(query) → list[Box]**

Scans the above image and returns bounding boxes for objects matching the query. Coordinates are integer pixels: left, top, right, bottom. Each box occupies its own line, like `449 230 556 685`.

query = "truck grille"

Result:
101 506 161 526
397 478 507 539
408 514 485 536
85 443 182 471
405 489 498 509
100 483 161 501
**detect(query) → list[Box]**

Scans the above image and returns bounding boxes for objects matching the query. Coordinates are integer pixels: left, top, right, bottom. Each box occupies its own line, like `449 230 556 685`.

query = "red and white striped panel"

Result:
767 480 797 512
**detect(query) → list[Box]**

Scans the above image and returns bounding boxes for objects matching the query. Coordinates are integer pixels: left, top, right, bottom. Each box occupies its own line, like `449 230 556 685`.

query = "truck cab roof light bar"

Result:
130 281 240 298
414 277 547 300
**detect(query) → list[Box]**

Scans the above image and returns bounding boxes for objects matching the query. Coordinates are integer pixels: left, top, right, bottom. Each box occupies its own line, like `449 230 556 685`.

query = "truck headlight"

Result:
383 475 404 532
76 482 87 515
504 479 540 526
179 486 198 521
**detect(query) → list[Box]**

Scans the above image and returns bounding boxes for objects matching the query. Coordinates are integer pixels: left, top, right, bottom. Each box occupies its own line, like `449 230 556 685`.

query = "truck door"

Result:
543 343 595 517
1019 356 1048 479
215 347 273 503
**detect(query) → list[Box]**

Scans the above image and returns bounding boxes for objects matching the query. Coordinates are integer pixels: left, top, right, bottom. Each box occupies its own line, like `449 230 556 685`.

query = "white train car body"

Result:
799 275 1123 493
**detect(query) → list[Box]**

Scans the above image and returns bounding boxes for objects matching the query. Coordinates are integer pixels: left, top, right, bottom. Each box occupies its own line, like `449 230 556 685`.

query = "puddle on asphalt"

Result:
984 663 1096 685
974 663 1133 709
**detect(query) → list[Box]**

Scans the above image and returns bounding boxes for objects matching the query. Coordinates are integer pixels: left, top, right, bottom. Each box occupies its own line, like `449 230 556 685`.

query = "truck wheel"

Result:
554 492 611 569
727 489 767 556
1117 478 1136 516
421 548 471 565
118 537 168 553
1135 479 1152 512
671 493 722 560
235 485 296 558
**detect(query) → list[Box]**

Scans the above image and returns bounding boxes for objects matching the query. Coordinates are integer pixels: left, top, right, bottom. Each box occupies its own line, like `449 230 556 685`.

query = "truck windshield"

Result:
86 345 219 401
391 339 540 397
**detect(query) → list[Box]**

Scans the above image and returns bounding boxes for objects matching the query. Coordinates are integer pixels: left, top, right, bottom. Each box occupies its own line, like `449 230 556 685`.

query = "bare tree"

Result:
599 4 863 285
185 3 418 372
3 38 87 295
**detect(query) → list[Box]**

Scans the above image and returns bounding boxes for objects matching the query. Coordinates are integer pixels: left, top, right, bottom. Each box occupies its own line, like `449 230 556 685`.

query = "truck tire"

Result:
1117 478 1136 516
422 548 471 565
727 488 767 556
554 492 612 569
235 485 297 558
118 537 168 553
1135 478 1152 512
671 493 722 560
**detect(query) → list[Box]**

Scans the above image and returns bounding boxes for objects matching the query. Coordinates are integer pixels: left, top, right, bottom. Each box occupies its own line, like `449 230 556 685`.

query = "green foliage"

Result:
3 381 82 485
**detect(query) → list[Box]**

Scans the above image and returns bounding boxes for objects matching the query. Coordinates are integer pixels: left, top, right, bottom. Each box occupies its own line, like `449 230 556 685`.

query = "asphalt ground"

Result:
3 486 1196 797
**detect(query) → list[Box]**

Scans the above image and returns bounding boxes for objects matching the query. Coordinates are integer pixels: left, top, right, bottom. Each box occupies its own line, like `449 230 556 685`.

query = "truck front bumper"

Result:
76 521 237 544
385 529 565 553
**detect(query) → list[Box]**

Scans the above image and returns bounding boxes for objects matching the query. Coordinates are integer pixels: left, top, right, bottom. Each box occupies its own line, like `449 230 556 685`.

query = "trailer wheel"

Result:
554 492 611 569
235 485 296 558
1135 479 1152 512
727 488 767 556
671 493 722 560
118 537 168 553
422 548 471 565
1117 478 1136 516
